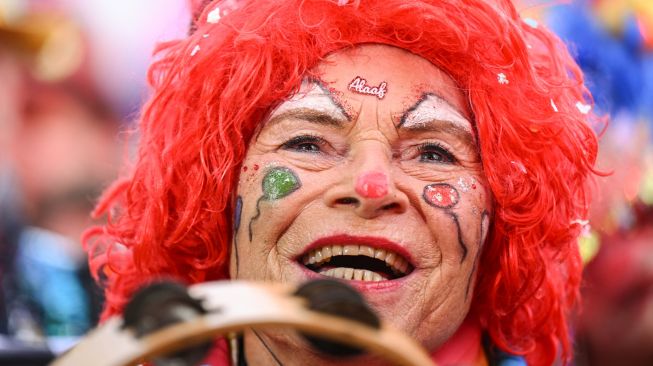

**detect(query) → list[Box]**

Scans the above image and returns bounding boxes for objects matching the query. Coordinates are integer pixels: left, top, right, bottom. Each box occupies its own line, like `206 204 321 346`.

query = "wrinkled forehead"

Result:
317 44 471 118
267 44 474 137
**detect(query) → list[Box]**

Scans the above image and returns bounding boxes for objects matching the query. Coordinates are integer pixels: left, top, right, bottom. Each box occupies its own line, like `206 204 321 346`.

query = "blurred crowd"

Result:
0 0 187 362
0 0 651 365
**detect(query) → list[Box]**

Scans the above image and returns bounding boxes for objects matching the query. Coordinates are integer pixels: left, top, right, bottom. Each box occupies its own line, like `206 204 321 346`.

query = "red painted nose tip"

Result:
355 172 388 199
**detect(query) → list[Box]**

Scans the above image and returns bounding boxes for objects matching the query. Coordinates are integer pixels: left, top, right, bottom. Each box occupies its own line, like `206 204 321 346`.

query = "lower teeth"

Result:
319 267 385 282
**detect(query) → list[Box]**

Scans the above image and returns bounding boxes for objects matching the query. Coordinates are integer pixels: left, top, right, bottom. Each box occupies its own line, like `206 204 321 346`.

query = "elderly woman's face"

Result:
232 44 491 360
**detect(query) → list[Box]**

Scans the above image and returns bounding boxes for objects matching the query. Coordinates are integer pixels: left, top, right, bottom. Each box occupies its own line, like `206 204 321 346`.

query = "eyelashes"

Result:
417 142 457 164
281 134 457 165
281 134 327 153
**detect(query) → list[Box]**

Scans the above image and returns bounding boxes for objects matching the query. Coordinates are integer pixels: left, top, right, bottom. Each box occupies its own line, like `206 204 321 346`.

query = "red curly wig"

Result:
84 1 600 364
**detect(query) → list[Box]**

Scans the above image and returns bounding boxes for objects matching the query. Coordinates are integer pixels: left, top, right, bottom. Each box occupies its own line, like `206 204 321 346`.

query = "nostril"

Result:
381 202 399 211
336 197 359 206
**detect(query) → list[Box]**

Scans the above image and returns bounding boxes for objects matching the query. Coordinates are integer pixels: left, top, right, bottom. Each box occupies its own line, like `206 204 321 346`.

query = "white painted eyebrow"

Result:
268 79 349 122
398 94 472 132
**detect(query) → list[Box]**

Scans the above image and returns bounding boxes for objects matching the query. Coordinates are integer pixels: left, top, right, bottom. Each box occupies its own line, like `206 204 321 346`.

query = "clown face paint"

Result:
398 93 471 131
232 196 243 274
268 79 350 121
355 171 388 199
262 167 301 200
423 183 460 209
248 167 301 241
348 76 387 99
233 44 492 365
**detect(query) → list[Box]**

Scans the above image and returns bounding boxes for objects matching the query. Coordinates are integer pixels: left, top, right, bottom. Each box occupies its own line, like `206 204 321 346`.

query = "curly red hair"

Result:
84 1 600 364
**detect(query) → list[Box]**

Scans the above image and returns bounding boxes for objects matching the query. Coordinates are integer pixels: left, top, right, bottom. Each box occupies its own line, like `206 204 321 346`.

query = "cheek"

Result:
237 166 303 250
451 175 492 217
418 175 491 262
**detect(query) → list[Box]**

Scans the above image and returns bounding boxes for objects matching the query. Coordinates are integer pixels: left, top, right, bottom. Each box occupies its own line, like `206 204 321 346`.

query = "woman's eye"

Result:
282 135 325 153
418 143 456 163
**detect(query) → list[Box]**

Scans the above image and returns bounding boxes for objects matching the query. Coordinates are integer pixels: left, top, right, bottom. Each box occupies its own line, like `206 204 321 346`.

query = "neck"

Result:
431 316 485 365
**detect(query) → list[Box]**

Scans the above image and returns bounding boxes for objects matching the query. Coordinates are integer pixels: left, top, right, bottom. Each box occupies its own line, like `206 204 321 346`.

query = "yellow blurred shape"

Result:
579 230 601 265
0 13 83 81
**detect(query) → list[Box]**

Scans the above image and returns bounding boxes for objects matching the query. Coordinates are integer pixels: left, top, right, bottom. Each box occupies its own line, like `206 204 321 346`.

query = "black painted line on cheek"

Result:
252 328 284 366
448 213 468 264
422 183 467 263
465 210 489 300
248 196 264 242
233 196 243 276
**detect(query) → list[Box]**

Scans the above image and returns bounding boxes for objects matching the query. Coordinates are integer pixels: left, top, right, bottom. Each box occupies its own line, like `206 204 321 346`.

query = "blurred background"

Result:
0 0 650 365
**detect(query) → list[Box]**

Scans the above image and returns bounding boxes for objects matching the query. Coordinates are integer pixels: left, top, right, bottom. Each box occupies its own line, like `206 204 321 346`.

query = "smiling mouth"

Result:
301 244 414 282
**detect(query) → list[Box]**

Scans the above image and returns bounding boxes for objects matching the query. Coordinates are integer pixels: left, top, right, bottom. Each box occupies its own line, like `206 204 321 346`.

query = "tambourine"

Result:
52 279 435 366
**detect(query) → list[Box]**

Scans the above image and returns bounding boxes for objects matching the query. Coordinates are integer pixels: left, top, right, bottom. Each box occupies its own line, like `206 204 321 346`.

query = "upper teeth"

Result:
301 244 410 276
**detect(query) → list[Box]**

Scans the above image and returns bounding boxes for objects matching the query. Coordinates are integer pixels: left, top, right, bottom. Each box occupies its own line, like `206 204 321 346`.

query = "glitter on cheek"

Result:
423 183 460 209
457 177 476 193
242 166 248 172
355 172 388 199
253 164 260 171
262 167 301 200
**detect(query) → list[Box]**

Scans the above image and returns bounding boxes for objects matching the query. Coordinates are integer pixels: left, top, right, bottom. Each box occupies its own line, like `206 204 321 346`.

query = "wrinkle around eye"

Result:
399 163 463 181
280 153 343 172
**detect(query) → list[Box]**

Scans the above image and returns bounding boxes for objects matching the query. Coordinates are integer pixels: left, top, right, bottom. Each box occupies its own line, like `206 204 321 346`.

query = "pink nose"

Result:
355 172 388 199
